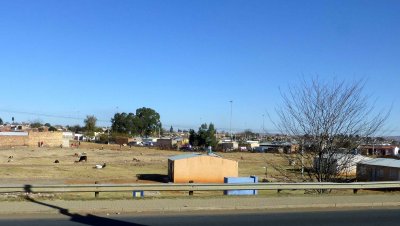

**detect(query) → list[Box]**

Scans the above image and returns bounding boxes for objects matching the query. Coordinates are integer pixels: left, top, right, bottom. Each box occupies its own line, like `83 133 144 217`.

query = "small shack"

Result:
157 137 183 150
168 153 238 183
258 141 299 153
357 158 400 181
115 137 137 145
217 141 239 151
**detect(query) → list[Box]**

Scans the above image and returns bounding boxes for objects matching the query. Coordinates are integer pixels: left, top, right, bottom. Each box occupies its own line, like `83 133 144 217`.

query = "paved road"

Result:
2 194 400 215
0 208 398 226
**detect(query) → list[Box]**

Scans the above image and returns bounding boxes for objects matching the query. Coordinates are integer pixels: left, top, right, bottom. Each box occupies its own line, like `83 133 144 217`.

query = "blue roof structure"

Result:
360 158 400 168
168 153 221 161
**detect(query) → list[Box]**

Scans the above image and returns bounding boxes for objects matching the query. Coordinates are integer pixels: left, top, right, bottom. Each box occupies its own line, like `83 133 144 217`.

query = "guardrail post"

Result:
95 181 99 198
353 189 358 194
189 180 194 196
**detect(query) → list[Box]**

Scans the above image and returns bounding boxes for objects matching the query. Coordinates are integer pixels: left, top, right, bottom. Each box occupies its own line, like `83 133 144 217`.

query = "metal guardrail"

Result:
1 182 400 194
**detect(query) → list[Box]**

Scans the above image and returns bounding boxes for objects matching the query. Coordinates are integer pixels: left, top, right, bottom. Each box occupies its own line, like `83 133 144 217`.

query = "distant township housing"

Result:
358 144 399 156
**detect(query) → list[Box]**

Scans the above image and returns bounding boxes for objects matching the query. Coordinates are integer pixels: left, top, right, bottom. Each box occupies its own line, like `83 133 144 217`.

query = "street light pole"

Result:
229 100 233 140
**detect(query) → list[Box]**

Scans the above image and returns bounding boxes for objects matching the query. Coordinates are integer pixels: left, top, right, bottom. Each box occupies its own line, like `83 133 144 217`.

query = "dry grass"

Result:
1 142 361 183
0 143 374 200
0 144 294 185
0 145 178 184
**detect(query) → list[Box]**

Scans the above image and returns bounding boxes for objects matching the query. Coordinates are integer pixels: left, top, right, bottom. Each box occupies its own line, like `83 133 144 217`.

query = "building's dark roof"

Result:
359 145 399 150
259 141 293 147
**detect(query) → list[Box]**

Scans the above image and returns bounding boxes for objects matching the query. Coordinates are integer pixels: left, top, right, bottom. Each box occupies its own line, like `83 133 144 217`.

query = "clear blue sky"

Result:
0 0 399 135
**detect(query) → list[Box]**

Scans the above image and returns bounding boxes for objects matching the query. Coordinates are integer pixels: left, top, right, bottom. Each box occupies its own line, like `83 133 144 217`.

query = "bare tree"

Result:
84 115 97 137
274 77 388 183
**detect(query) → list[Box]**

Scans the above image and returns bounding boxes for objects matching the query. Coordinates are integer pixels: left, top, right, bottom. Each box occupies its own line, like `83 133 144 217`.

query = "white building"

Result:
314 154 372 175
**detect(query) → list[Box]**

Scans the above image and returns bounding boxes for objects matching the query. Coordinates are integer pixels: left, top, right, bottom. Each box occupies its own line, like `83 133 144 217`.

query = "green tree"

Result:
0 117 3 125
84 115 97 136
111 107 162 137
126 113 137 134
206 123 217 148
243 129 257 140
189 129 198 146
111 112 126 133
197 123 208 147
30 120 43 128
68 125 83 133
48 126 57 131
111 112 136 134
189 123 218 149
170 126 174 133
135 107 161 137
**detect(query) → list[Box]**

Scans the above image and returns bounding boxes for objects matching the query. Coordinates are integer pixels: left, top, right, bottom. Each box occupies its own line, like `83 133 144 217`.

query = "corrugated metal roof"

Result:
168 153 222 161
168 153 202 161
359 158 400 168
259 141 293 146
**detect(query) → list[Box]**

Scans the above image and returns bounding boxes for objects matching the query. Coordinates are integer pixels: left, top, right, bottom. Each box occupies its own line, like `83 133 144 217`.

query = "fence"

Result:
1 182 400 196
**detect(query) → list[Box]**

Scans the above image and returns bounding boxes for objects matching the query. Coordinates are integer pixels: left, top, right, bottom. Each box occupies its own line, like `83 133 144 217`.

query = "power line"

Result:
0 109 285 133
0 109 109 122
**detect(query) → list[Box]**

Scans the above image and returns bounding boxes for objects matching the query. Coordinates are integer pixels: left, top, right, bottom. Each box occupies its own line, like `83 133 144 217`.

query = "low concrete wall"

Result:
0 134 28 146
0 131 63 147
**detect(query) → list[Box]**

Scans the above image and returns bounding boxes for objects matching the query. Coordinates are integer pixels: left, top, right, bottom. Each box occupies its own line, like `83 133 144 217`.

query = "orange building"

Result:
168 153 238 183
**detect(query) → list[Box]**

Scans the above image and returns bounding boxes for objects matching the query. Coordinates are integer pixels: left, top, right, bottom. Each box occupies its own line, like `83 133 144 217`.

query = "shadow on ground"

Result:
23 185 146 226
136 174 169 183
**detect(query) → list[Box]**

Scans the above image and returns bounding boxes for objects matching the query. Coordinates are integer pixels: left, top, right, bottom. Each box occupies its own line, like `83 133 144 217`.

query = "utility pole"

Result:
107 126 110 145
229 100 233 141
301 141 304 178
262 114 265 133
372 138 376 155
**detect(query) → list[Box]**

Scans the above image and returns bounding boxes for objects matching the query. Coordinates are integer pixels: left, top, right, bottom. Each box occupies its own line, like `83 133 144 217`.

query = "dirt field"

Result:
0 142 290 185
